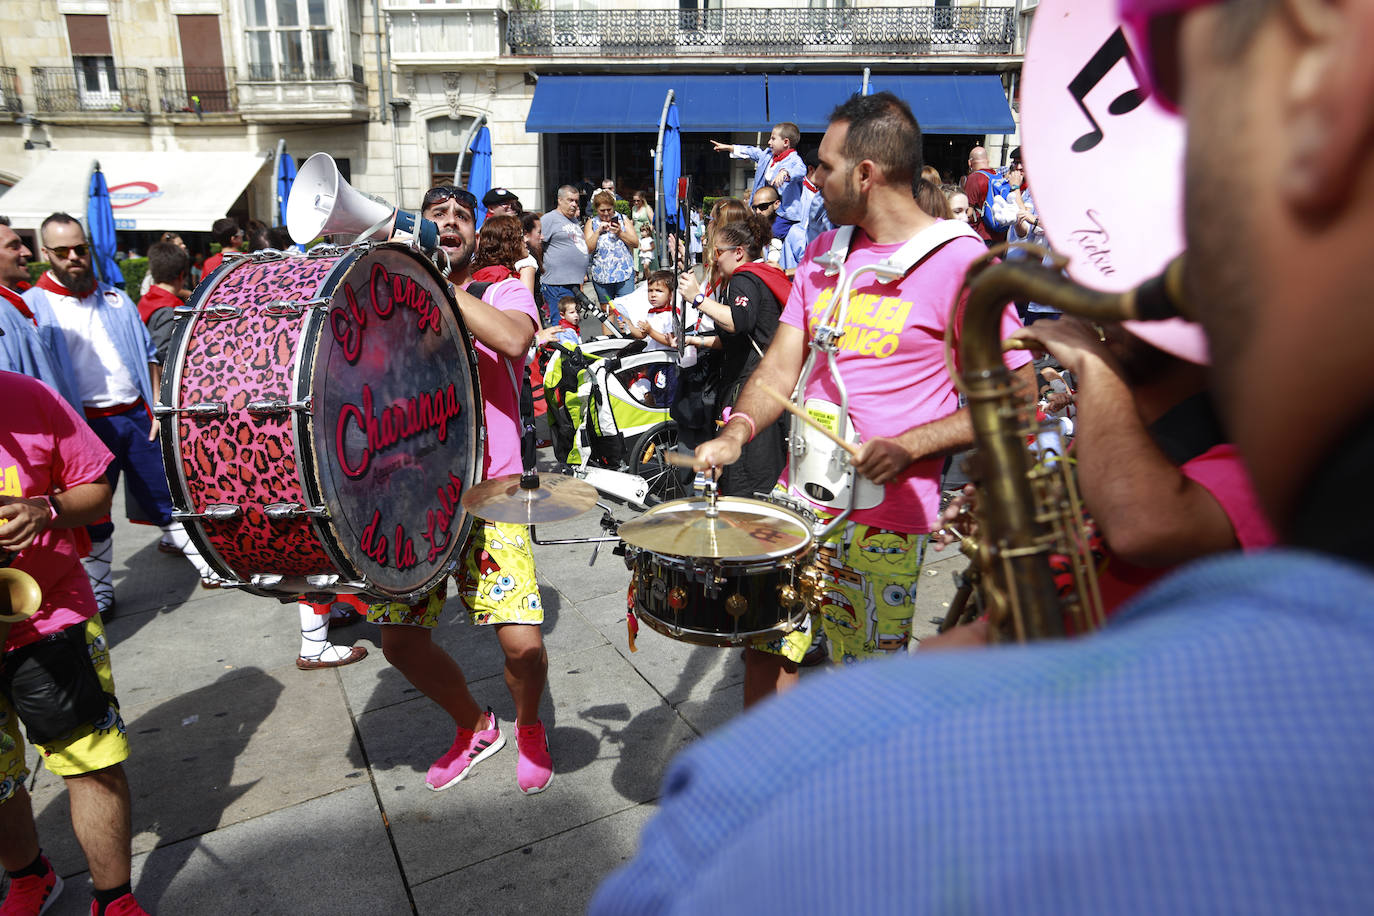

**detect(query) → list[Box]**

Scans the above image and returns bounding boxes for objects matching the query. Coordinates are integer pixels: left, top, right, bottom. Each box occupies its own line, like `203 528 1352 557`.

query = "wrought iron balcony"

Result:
0 67 21 114
155 67 237 114
507 6 1017 58
32 66 149 114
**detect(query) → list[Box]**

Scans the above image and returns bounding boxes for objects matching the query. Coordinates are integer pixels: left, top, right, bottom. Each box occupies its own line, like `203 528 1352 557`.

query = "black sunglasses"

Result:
45 244 89 259
423 186 478 210
753 202 777 212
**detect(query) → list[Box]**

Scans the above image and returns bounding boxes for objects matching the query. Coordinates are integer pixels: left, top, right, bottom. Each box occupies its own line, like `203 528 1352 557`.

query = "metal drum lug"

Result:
263 296 330 317
725 594 748 618
304 574 340 589
154 402 227 420
172 504 242 521
263 503 330 521
249 574 284 589
246 398 312 418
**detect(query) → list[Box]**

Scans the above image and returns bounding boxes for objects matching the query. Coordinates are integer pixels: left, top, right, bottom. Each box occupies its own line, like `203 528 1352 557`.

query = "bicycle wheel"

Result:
628 422 692 505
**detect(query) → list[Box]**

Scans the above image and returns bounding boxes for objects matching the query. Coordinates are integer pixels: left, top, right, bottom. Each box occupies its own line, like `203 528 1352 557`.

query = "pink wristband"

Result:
723 408 756 442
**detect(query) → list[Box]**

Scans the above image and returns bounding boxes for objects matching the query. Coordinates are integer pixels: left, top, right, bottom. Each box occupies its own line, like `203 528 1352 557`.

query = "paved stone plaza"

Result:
14 481 957 915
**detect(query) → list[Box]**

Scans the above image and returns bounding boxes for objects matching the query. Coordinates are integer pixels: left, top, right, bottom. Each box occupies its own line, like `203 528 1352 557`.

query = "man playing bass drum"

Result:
693 92 1033 704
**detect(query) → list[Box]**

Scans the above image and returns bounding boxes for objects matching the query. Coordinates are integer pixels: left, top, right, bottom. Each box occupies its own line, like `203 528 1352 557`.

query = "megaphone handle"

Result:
350 212 395 248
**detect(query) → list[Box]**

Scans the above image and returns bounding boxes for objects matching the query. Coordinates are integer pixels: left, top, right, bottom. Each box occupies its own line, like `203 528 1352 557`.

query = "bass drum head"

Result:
306 244 482 597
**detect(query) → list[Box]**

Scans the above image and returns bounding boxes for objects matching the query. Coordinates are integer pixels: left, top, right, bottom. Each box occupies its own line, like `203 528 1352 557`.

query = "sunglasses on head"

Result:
422 186 478 210
45 244 89 259
1118 0 1218 113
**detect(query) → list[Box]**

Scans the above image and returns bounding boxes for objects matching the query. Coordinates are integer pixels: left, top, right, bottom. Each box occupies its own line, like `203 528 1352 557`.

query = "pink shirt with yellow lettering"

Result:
781 226 1029 532
1 371 113 649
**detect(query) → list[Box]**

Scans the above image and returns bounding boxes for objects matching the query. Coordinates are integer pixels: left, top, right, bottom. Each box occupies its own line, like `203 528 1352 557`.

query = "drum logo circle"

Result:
318 249 478 591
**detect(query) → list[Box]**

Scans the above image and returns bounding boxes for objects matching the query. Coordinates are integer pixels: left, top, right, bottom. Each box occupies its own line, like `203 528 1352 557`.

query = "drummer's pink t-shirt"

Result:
1 371 113 649
781 226 1029 533
466 277 540 479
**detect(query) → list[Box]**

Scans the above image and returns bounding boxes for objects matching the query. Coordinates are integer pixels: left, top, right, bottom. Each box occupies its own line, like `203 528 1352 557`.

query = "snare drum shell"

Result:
159 244 483 601
631 549 814 647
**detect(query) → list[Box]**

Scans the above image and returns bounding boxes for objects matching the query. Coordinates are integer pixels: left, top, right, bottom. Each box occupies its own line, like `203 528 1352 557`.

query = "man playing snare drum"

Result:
366 186 553 796
693 93 1033 704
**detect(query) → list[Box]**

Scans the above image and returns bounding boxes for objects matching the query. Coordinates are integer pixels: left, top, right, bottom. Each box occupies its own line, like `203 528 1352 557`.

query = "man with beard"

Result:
691 92 1032 702
364 186 554 795
23 213 216 611
0 218 80 409
589 2 1374 912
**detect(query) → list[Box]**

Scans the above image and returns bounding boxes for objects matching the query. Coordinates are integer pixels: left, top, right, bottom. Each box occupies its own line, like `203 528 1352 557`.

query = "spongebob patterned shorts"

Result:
365 521 542 628
751 520 928 665
0 615 130 800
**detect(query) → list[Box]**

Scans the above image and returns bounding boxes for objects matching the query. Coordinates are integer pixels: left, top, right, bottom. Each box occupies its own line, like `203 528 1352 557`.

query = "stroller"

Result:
542 309 690 507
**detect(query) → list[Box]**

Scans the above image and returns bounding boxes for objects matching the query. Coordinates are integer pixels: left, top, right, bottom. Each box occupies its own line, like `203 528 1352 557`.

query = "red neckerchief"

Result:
648 303 672 314
803 179 818 193
557 318 580 332
731 262 793 308
771 148 791 166
471 265 513 284
0 285 33 323
137 285 180 324
36 271 74 297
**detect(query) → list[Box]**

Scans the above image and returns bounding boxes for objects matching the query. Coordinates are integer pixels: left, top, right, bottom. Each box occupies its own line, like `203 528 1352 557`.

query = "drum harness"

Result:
788 219 981 541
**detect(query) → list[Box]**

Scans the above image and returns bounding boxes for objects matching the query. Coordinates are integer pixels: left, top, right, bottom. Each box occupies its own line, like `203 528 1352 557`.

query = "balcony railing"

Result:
243 61 357 83
0 67 21 114
507 6 1017 58
155 67 237 114
32 66 149 114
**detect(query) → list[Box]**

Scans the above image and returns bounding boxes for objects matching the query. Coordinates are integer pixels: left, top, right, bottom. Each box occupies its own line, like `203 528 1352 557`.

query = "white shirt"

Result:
44 283 140 407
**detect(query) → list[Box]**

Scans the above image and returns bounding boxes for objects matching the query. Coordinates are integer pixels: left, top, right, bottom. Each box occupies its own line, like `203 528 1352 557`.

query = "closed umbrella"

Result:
662 102 681 223
466 126 492 229
86 163 123 287
276 151 297 228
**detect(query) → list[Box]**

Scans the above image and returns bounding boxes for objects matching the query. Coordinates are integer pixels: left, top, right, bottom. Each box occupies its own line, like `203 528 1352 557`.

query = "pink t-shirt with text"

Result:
781 226 1029 532
467 278 540 479
1 371 113 649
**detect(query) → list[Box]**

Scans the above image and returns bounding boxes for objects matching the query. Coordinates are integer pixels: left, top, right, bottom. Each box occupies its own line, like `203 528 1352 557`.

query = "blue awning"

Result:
526 75 770 133
767 74 1015 135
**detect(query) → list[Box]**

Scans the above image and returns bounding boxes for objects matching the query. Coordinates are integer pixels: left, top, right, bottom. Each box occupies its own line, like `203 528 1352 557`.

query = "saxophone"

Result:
949 250 1189 641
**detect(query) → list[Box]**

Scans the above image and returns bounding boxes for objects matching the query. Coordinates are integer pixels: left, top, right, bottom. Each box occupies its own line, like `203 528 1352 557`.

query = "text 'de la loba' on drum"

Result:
157 242 484 602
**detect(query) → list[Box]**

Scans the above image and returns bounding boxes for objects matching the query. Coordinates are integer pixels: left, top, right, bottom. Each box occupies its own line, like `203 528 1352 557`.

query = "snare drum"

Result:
628 497 819 647
158 243 483 601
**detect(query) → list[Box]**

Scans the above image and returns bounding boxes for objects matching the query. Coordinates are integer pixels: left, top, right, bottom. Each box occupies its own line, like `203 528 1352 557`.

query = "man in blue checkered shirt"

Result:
589 2 1374 913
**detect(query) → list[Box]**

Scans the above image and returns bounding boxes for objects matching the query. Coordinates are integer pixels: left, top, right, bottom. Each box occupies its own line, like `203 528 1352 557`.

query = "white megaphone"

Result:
287 152 439 251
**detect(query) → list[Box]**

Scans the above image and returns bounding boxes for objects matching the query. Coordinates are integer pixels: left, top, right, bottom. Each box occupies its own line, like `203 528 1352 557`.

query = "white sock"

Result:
82 537 114 613
160 522 216 580
299 602 352 662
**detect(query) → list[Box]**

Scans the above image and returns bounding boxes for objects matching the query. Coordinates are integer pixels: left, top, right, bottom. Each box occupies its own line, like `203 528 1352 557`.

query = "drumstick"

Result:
756 384 861 458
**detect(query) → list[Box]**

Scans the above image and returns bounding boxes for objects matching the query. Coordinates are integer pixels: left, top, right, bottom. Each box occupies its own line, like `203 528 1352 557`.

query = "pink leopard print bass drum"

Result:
157 243 484 602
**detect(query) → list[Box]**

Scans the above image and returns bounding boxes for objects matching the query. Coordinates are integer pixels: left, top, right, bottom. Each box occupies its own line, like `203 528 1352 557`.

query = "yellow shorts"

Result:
366 520 542 628
752 521 928 665
0 615 129 799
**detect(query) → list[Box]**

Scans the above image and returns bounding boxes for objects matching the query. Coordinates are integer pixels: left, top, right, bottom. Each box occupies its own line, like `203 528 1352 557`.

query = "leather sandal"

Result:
296 645 368 670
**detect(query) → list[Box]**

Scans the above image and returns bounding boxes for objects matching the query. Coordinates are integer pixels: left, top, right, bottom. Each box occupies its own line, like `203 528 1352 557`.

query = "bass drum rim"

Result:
297 242 485 602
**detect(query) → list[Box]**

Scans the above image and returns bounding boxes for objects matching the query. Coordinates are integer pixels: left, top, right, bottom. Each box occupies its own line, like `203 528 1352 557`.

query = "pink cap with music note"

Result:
1022 0 1207 363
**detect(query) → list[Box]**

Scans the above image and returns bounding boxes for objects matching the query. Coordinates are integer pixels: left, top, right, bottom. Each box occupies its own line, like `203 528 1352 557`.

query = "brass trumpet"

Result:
949 251 1188 642
0 553 41 652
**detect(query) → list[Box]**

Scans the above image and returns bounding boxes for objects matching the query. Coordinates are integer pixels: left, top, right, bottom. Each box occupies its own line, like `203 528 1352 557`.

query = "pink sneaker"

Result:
515 721 554 795
0 856 62 916
90 893 150 916
426 709 505 791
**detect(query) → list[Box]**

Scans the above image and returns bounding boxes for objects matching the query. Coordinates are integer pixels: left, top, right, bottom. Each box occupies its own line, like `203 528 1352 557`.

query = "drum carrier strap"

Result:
793 219 982 539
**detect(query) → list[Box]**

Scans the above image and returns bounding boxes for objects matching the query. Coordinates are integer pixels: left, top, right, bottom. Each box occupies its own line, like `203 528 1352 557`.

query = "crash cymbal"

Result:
461 473 598 524
618 498 812 559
